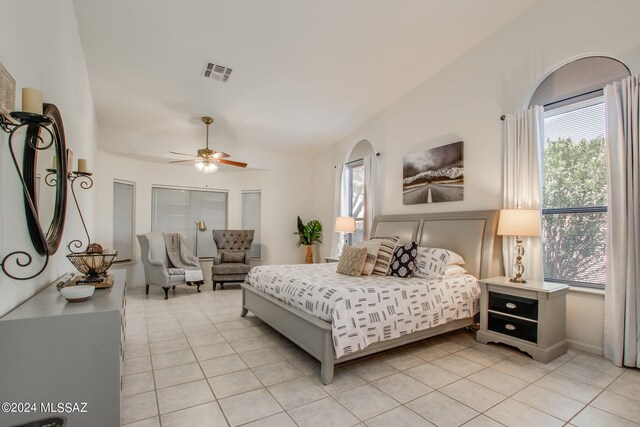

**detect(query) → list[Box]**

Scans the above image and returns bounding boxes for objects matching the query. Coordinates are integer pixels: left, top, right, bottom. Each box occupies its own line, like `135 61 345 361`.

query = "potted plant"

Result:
294 216 322 263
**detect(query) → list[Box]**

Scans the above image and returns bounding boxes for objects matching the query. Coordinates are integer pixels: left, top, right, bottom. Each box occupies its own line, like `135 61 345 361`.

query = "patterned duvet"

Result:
245 263 480 358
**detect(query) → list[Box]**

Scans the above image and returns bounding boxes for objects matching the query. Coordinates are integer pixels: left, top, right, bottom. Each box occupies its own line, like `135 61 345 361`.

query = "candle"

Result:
22 88 43 115
52 155 57 170
77 158 88 173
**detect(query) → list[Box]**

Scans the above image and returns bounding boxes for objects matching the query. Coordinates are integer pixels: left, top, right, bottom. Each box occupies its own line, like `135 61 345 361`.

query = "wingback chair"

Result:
211 230 255 290
138 232 202 299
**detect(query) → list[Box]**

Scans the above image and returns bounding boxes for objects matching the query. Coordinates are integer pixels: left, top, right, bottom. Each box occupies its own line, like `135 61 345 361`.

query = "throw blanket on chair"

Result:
163 233 204 283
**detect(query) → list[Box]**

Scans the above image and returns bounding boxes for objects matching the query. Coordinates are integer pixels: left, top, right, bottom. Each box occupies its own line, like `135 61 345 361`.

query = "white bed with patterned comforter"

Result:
245 263 480 358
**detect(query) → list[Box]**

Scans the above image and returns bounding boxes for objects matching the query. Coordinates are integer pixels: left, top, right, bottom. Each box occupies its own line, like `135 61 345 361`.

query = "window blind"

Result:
113 181 135 262
242 191 262 258
542 99 607 287
151 186 227 258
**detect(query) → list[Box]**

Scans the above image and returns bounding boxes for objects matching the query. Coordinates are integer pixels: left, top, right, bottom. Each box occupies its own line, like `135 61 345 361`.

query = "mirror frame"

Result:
22 103 68 255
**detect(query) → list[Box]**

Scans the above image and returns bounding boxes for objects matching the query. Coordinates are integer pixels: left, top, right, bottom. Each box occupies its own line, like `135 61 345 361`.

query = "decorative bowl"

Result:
60 285 95 302
66 252 118 283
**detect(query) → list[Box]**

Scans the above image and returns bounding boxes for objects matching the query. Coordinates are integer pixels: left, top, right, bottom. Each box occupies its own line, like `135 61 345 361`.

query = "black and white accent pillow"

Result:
370 236 400 276
414 247 451 279
388 241 418 278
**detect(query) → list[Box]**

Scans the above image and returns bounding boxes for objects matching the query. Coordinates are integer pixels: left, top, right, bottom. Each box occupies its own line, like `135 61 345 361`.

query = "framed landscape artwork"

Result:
403 141 464 205
0 63 16 120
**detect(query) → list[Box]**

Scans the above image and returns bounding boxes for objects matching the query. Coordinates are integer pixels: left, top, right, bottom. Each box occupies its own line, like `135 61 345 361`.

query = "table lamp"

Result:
497 209 541 283
335 216 356 253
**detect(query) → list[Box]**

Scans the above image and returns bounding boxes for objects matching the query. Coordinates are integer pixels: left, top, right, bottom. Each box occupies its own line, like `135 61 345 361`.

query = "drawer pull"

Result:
506 303 517 309
505 324 516 331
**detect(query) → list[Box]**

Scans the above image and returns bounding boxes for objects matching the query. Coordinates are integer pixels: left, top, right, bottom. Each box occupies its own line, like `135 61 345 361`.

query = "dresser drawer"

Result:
488 312 537 343
489 292 538 320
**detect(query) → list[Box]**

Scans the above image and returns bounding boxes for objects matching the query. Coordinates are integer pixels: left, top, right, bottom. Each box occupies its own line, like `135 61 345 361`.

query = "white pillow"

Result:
447 250 465 266
414 247 450 279
354 241 381 276
444 264 467 276
417 247 465 266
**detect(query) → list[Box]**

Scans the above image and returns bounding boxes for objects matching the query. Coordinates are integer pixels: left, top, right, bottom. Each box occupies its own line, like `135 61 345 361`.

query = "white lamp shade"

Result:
335 216 356 233
497 209 541 237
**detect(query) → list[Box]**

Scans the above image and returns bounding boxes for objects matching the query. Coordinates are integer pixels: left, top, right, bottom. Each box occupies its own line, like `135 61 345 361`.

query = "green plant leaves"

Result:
294 217 323 247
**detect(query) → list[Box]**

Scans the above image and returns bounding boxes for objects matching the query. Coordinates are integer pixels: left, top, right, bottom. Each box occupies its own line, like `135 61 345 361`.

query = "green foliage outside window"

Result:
542 136 607 285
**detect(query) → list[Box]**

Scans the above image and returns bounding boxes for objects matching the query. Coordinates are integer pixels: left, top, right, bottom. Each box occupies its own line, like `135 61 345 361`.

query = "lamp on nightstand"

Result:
335 216 356 254
497 209 541 283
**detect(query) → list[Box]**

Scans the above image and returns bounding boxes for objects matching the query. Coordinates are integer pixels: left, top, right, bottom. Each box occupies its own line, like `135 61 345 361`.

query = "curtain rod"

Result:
335 152 381 168
345 152 381 165
500 88 604 121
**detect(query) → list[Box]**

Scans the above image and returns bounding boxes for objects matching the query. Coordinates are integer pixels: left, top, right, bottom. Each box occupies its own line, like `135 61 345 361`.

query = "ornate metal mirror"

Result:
22 103 68 255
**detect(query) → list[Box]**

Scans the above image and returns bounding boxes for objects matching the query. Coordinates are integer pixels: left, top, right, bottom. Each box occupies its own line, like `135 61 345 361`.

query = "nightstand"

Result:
324 257 340 263
476 276 569 363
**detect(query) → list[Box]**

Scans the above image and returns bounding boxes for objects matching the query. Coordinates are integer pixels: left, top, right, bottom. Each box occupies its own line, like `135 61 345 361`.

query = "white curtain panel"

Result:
502 106 544 280
363 154 378 240
331 164 349 257
604 75 640 368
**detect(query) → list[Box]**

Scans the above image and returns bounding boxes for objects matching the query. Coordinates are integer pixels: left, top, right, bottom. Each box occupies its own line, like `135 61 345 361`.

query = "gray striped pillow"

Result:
354 241 381 275
370 236 400 276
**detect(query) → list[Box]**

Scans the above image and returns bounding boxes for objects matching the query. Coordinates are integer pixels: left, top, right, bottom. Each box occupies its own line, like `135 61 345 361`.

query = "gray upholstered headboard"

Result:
370 210 503 279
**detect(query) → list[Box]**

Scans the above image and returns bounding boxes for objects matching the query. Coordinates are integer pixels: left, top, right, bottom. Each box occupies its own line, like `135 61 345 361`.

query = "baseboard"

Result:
127 280 214 289
568 339 603 356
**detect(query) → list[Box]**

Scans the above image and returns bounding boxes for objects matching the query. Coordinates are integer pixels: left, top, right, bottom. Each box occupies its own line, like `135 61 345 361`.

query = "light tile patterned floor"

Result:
121 285 640 427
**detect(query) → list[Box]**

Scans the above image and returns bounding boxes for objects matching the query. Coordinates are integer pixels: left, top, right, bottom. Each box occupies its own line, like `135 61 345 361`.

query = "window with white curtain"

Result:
113 180 135 262
532 56 629 289
541 98 607 288
242 191 262 258
346 160 365 244
151 186 227 258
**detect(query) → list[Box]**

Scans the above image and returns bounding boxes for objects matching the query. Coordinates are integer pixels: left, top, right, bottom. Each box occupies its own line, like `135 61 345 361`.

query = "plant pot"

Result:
304 245 314 264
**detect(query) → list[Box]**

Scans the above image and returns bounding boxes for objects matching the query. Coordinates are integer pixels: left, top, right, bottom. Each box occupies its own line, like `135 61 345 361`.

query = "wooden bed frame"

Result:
241 210 503 384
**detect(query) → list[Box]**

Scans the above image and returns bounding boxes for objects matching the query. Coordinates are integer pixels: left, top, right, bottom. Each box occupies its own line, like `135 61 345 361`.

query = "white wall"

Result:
312 0 640 355
0 0 98 317
94 147 315 288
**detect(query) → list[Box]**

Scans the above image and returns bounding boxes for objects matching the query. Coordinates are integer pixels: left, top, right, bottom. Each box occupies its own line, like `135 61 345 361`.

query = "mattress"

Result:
245 263 480 358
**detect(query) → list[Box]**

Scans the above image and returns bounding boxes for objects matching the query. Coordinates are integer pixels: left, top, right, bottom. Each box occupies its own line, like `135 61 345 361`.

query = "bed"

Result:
241 210 502 384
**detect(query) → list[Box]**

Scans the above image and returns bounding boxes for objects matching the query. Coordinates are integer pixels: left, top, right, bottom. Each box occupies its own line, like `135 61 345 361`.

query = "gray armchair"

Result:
211 230 255 290
137 232 202 299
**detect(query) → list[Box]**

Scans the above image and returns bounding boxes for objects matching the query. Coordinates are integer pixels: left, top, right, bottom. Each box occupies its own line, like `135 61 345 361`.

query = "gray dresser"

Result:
0 273 126 427
476 276 568 363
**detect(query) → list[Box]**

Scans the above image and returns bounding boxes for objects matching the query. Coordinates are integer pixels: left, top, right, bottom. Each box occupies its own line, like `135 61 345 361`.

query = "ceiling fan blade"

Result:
213 151 230 159
170 151 197 157
218 159 248 168
170 159 197 163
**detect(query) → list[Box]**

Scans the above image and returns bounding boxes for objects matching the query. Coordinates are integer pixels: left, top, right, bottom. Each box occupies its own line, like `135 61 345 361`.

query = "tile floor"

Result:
121 285 640 427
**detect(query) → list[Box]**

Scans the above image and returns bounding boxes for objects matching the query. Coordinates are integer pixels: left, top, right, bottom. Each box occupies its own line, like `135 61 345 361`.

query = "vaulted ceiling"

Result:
73 0 539 161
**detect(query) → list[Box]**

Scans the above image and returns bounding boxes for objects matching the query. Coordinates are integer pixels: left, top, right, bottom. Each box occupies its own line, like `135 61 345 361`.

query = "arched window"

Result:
344 140 374 244
533 56 629 288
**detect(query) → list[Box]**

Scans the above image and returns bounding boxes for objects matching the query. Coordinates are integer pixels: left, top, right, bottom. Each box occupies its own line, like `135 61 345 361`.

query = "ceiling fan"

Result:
170 116 248 173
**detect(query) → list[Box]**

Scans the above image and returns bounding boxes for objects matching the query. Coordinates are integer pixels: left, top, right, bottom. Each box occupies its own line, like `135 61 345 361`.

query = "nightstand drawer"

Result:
488 312 537 343
489 292 538 320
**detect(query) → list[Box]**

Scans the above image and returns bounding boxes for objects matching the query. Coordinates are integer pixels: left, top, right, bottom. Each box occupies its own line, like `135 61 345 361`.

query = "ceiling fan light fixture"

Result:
202 161 218 173
171 115 246 172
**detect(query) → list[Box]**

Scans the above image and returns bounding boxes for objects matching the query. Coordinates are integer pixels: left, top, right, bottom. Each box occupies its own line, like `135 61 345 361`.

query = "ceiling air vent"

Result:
202 62 233 82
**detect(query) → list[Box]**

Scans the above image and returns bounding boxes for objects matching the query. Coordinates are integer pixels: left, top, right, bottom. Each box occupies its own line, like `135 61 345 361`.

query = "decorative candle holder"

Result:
0 111 56 280
67 171 94 254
